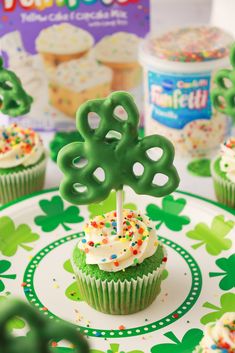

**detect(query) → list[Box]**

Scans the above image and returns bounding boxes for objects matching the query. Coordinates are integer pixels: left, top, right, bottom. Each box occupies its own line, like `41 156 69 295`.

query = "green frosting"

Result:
0 298 89 353
213 157 230 181
72 243 165 282
0 153 46 175
187 158 212 177
0 57 33 117
58 92 179 205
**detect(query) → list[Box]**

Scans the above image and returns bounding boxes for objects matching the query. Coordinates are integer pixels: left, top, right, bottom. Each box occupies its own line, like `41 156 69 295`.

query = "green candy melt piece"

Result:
187 158 211 177
58 92 180 205
0 57 33 117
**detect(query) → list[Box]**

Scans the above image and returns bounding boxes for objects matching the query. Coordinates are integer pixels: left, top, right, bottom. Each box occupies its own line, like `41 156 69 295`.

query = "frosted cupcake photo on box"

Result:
0 0 150 130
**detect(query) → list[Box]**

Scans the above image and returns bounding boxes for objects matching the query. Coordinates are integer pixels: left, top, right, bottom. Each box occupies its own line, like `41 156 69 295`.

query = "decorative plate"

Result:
0 188 234 353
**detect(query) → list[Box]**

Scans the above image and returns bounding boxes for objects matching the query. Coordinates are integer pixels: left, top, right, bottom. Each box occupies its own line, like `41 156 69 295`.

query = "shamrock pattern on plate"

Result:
151 329 203 353
201 292 235 324
34 195 84 232
63 259 81 302
186 215 234 255
0 260 16 292
146 195 190 231
0 216 39 257
0 187 234 352
209 254 235 290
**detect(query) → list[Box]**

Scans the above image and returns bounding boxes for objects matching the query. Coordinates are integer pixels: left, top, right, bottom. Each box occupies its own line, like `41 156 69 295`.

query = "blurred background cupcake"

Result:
36 23 94 70
193 312 235 353
72 209 167 315
211 137 235 208
0 124 47 204
94 32 141 91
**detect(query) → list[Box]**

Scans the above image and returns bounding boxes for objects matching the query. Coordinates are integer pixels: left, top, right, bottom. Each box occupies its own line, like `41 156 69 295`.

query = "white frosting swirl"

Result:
0 124 45 168
78 210 160 272
95 32 140 63
36 23 94 54
220 138 235 183
194 312 235 353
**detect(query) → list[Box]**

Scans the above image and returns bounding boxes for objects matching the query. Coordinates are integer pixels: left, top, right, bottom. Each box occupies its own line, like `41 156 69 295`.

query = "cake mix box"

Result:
0 0 150 130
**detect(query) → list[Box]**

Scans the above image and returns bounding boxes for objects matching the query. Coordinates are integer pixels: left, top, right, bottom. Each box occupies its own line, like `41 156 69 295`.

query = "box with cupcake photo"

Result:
0 0 150 131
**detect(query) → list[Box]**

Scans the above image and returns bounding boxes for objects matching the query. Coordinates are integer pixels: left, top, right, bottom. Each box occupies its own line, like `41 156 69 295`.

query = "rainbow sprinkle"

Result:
0 124 41 157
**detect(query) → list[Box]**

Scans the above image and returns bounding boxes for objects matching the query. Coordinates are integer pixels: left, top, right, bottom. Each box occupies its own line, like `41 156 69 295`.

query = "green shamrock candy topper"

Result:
0 57 33 117
58 92 179 214
0 298 89 353
211 42 235 119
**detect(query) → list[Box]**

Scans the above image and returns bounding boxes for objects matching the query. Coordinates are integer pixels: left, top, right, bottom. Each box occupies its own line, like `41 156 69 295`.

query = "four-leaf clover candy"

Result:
0 298 89 353
211 42 235 119
58 92 180 206
0 57 33 117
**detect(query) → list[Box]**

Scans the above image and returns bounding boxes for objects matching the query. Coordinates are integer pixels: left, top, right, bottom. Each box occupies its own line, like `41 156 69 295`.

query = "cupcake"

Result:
72 209 167 315
36 23 94 70
48 58 112 117
94 32 141 91
211 138 235 208
193 312 235 353
0 124 47 204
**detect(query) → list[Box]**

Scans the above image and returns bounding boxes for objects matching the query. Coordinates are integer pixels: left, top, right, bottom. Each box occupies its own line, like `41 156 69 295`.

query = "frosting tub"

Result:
139 26 234 157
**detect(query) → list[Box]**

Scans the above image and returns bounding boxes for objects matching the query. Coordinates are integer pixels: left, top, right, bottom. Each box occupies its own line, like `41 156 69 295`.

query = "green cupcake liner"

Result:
0 157 47 205
211 159 235 208
72 248 166 315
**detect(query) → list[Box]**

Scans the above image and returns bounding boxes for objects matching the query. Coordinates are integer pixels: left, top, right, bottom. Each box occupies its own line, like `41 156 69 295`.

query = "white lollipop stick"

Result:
116 190 123 236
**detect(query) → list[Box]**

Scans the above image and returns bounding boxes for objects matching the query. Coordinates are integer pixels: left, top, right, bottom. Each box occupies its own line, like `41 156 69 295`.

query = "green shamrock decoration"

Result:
88 190 137 218
63 259 81 302
186 215 234 255
90 343 144 353
0 295 25 331
151 329 203 353
50 131 84 162
209 254 235 290
211 42 235 119
0 298 89 353
0 57 33 117
201 292 235 324
0 216 39 257
58 92 179 206
0 260 16 292
146 195 190 231
187 158 211 177
34 195 84 232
